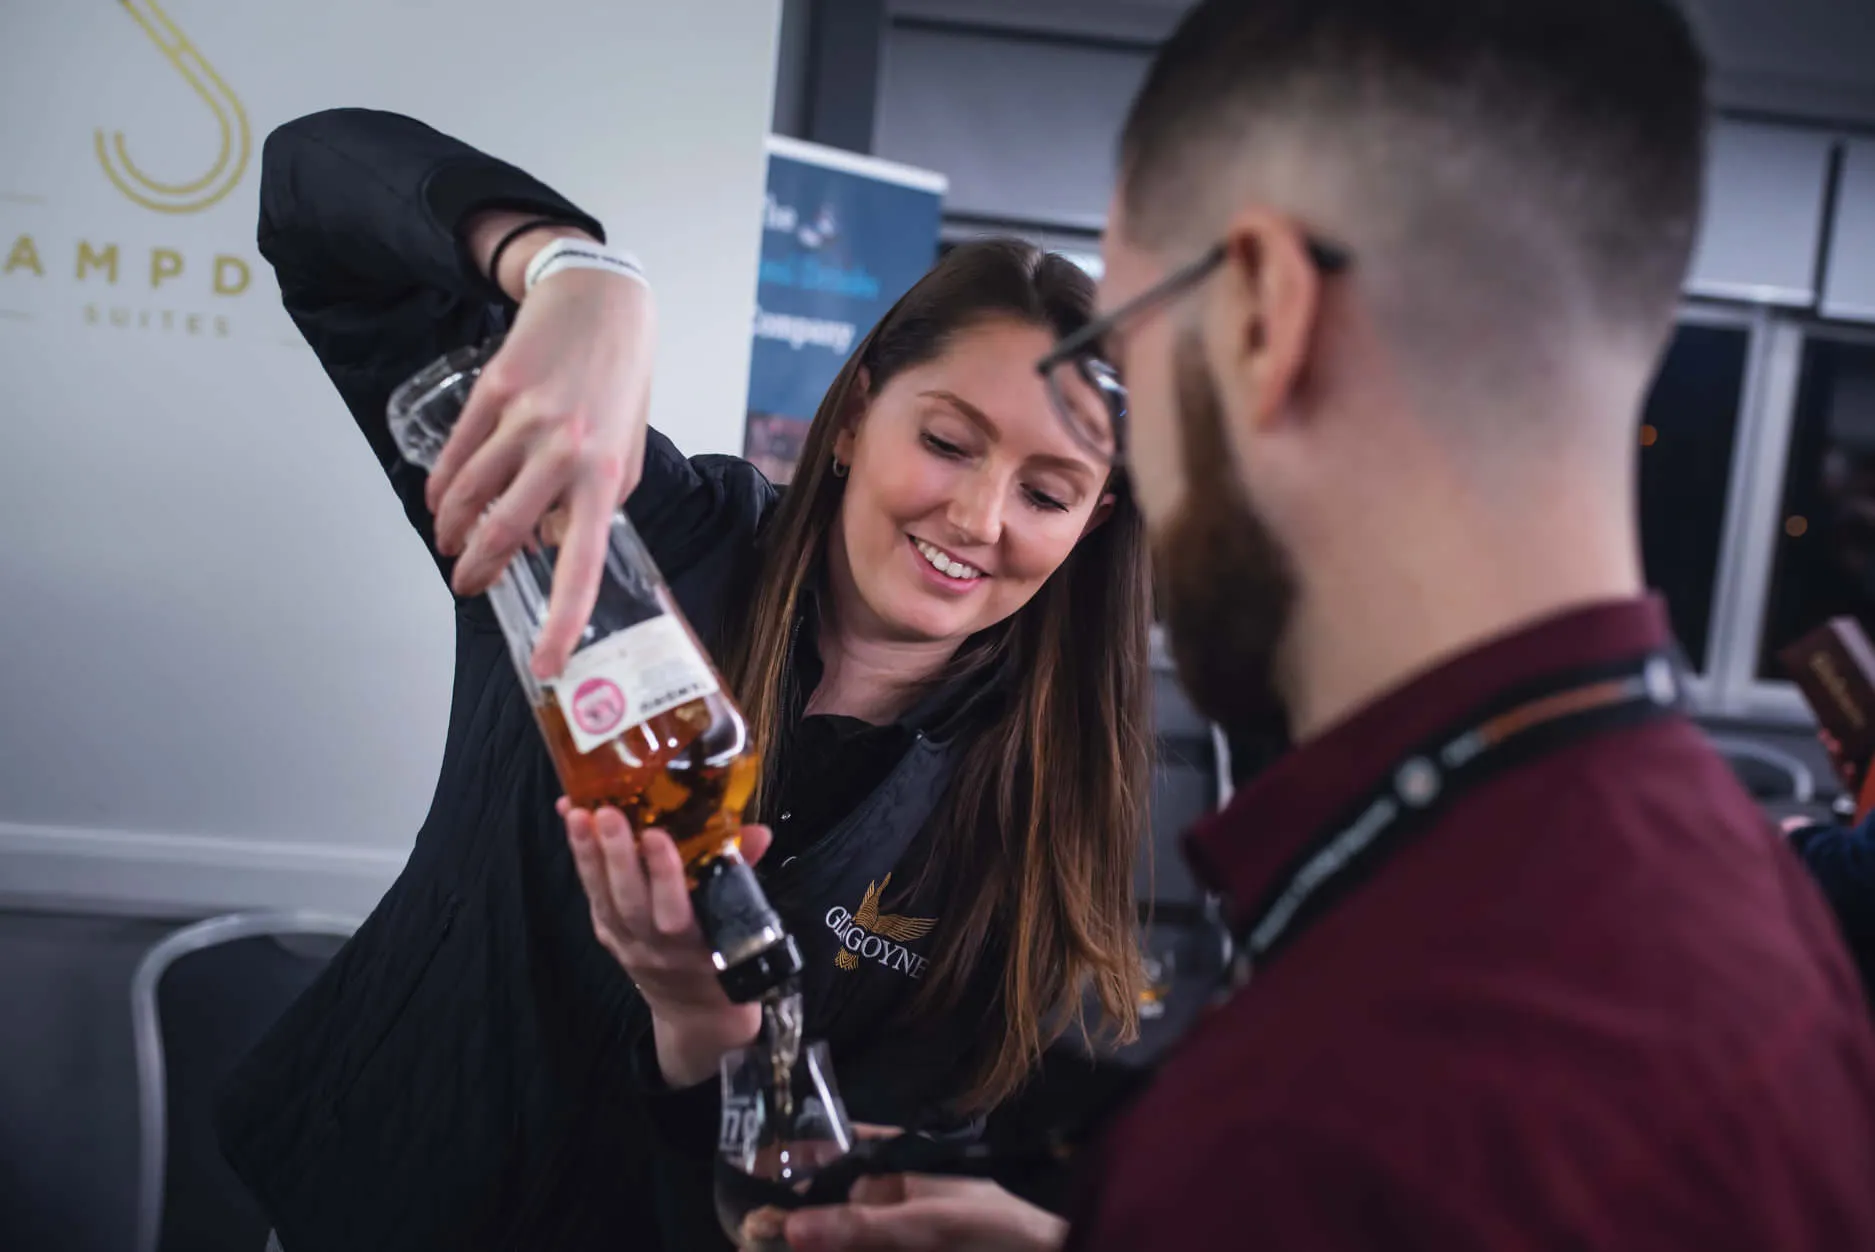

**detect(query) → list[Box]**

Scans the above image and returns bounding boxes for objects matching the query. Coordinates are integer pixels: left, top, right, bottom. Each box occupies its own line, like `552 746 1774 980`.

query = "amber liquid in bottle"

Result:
534 693 761 878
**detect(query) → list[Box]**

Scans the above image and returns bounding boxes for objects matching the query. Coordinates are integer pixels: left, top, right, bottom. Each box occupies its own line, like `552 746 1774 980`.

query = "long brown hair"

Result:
722 239 1153 1111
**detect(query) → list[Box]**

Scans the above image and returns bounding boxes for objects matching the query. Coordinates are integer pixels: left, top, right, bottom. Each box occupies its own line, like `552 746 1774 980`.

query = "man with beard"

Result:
785 0 1875 1249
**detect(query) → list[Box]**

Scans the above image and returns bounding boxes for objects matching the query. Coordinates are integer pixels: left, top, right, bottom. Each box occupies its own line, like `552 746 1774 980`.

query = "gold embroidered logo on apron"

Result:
825 874 936 976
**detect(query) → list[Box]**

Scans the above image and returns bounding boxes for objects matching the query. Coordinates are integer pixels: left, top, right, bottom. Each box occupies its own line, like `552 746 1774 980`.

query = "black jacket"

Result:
1791 815 1875 1005
216 109 1008 1252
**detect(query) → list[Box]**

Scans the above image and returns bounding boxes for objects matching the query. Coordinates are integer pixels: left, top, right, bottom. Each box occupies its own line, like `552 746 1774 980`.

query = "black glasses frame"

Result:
1037 234 1353 461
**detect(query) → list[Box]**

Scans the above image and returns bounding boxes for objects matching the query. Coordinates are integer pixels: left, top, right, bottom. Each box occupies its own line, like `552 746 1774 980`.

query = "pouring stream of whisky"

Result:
763 987 806 1180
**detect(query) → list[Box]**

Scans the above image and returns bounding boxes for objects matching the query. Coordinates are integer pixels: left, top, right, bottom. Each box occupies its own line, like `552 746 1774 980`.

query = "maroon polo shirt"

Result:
1067 598 1875 1250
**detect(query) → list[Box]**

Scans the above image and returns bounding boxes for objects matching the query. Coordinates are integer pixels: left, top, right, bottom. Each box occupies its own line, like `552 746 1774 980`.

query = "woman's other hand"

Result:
561 799 770 1087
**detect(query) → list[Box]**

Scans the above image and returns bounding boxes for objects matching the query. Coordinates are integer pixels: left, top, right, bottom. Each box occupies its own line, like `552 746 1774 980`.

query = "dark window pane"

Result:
1758 336 1875 678
1639 324 1750 669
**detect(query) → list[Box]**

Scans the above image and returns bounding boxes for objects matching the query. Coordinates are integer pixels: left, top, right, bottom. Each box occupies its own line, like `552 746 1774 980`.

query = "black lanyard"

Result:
1222 648 1685 992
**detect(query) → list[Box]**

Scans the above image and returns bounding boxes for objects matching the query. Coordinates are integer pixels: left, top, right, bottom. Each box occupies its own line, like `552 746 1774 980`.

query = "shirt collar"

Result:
1184 595 1674 926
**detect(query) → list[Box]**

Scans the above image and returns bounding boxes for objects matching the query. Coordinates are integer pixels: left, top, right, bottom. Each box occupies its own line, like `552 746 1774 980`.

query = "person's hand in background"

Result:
561 800 769 1087
783 1176 1067 1252
1816 728 1853 787
428 209 658 678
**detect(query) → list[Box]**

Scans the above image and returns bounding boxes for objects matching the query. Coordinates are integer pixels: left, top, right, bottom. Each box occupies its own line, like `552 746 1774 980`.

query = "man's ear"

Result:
1203 210 1324 436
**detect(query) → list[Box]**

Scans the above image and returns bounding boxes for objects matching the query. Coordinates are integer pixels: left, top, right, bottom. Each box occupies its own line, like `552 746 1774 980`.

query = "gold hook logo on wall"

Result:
95 0 251 215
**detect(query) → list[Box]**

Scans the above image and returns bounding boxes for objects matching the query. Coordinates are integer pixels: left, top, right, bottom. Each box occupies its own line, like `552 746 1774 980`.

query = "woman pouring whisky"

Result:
216 109 1152 1252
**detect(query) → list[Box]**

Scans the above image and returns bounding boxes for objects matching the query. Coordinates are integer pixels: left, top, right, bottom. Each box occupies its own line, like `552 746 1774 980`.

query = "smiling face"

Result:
828 316 1112 646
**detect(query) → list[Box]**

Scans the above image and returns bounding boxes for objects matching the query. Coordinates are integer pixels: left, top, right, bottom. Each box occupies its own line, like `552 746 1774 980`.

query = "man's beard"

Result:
1153 334 1298 748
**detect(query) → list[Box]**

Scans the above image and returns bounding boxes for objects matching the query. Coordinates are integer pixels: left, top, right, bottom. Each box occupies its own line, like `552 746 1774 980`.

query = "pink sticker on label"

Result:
571 677 627 736
552 615 720 755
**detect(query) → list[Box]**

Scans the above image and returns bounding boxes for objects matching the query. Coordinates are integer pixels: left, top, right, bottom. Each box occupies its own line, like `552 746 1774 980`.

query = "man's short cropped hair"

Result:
1120 0 1709 343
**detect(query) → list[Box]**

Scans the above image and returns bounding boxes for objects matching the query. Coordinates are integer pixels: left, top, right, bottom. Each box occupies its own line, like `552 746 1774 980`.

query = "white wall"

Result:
0 0 781 918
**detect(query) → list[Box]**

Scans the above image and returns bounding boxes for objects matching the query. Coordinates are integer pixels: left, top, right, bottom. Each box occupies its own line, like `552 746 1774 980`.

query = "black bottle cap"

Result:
716 934 805 1003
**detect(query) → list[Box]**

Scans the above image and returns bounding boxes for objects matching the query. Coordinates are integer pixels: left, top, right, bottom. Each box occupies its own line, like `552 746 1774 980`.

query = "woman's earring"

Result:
831 458 849 478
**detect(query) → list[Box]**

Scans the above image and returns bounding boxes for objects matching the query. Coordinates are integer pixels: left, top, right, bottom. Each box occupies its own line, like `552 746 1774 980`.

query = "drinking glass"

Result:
714 1040 854 1250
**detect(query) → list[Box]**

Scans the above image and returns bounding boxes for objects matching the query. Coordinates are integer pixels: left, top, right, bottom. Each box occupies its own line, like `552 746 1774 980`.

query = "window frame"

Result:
1716 313 1875 720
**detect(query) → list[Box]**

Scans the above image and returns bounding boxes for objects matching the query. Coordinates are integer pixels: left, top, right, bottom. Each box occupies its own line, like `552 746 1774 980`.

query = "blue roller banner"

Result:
744 135 946 483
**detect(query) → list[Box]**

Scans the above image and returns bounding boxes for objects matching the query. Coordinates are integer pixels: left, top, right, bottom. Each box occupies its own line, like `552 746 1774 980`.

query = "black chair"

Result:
132 912 359 1252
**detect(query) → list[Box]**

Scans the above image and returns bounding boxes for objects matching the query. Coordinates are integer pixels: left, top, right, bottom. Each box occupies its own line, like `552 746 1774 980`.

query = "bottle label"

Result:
551 614 720 754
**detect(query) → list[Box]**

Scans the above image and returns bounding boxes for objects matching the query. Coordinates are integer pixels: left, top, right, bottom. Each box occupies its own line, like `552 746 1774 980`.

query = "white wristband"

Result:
523 236 649 294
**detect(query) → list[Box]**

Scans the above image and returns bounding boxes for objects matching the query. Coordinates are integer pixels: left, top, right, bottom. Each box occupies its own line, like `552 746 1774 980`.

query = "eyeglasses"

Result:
1037 234 1353 463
